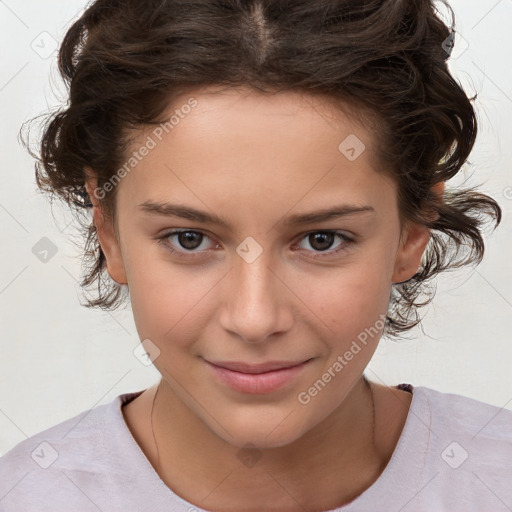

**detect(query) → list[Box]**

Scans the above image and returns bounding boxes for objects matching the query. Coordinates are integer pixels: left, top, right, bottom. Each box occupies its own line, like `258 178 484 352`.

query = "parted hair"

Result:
23 0 502 339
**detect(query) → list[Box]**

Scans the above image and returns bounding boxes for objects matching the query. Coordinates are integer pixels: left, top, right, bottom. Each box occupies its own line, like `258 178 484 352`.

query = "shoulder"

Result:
0 402 103 469
0 391 143 511
349 385 512 511
410 386 512 510
419 385 512 450
416 385 512 463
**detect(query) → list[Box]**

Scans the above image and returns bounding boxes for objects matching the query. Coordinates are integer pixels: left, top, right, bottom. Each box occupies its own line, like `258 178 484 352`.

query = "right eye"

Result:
157 229 219 258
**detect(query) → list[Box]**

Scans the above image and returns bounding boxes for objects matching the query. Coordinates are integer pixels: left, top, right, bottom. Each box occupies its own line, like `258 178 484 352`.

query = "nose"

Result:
218 249 294 344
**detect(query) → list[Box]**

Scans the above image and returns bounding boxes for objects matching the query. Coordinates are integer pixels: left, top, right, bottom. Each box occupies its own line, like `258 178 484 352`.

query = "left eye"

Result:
294 231 351 255
157 230 352 258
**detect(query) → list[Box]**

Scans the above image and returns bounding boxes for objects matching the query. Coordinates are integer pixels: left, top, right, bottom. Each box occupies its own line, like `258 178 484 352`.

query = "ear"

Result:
391 181 445 284
84 170 128 285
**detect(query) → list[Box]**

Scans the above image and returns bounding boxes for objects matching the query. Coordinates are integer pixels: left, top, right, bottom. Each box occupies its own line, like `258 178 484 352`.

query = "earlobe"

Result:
392 181 444 284
84 172 128 285
391 222 431 284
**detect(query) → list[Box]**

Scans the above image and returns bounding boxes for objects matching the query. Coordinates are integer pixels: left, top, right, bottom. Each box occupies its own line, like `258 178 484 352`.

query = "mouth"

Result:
203 358 313 394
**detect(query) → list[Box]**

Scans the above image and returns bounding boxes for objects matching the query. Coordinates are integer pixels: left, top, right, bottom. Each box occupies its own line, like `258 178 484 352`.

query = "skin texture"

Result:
85 86 444 511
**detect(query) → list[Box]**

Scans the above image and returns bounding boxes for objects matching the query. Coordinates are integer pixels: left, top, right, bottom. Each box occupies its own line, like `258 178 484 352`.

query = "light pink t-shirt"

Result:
1 384 511 511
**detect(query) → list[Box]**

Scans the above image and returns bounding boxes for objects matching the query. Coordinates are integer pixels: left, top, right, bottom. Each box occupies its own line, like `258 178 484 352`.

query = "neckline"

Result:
110 383 422 511
333 382 420 510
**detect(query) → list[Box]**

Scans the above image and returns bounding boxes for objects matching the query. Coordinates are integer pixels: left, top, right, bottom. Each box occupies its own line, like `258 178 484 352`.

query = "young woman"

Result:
1 0 510 511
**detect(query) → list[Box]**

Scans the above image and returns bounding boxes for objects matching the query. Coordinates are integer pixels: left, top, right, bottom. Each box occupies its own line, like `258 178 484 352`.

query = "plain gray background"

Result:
1 0 511 456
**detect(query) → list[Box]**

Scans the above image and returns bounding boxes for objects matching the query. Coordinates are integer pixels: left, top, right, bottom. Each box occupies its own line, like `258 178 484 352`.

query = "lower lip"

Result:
205 360 311 394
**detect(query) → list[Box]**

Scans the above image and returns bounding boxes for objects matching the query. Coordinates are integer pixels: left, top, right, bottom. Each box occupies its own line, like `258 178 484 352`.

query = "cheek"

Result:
303 258 393 336
125 249 217 345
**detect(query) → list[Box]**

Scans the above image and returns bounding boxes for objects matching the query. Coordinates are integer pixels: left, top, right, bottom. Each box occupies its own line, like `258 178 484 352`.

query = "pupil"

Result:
179 231 202 249
310 233 334 251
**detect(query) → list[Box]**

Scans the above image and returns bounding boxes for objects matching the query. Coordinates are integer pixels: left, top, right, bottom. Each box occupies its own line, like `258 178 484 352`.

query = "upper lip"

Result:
206 359 311 374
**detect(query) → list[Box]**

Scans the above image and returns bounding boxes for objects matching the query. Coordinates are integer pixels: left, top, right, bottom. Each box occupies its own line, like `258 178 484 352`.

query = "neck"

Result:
146 376 384 511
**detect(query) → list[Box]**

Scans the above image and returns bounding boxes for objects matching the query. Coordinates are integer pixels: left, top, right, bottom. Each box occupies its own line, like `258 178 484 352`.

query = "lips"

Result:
207 360 311 374
204 358 313 394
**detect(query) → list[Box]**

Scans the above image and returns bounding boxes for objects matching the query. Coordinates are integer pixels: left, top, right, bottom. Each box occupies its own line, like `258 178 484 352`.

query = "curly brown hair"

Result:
22 0 502 340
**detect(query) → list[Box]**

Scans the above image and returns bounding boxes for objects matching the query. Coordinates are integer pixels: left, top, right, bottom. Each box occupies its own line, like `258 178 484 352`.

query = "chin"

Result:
207 408 311 450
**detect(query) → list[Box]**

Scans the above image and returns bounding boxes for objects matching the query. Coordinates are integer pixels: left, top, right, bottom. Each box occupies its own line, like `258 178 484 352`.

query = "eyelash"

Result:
156 229 355 260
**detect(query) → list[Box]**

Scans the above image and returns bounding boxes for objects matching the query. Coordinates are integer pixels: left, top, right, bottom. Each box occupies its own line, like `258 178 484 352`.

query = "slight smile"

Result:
203 358 314 394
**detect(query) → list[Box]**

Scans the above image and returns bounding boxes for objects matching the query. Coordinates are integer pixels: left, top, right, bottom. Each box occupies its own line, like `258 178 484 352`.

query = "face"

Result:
86 86 431 449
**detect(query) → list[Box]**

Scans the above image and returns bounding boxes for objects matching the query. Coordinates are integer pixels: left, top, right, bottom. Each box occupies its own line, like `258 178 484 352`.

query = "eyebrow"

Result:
138 200 376 228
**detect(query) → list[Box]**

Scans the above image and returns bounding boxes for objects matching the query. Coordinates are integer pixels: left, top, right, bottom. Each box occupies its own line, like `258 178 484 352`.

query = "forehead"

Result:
116 86 395 219
156 85 377 152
